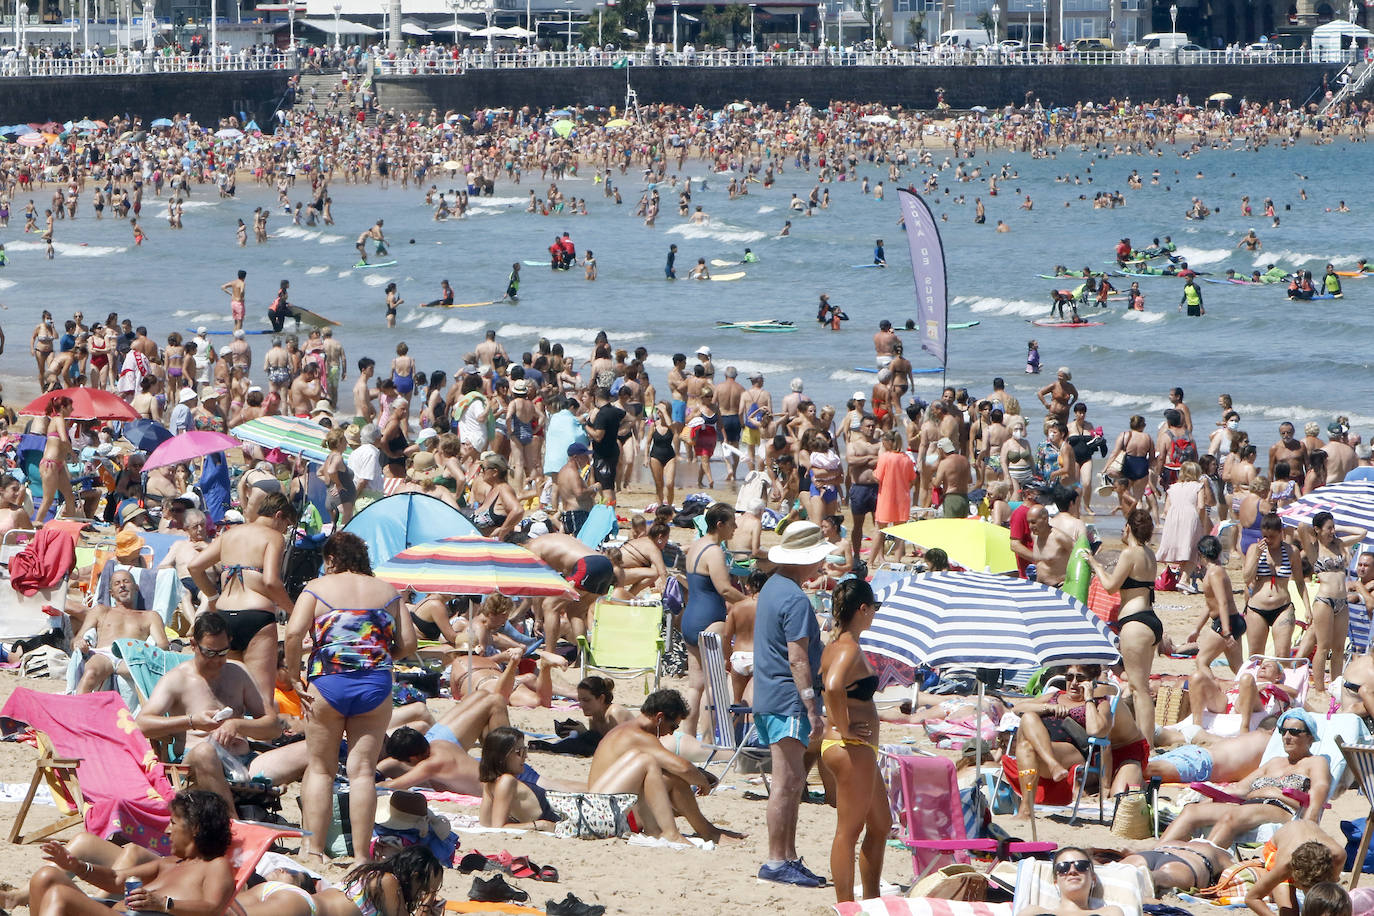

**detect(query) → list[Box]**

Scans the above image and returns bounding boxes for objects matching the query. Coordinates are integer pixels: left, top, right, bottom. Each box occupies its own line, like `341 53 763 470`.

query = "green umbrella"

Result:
551 119 574 138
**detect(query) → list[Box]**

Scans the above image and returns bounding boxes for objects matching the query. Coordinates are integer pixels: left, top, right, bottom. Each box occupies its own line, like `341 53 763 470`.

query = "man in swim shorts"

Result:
71 570 169 693
221 269 247 331
527 533 619 652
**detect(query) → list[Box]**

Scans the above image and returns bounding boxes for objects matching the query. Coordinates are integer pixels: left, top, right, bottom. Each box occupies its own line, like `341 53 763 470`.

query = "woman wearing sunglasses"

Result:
1015 847 1124 916
1008 665 1112 821
1159 709 1331 849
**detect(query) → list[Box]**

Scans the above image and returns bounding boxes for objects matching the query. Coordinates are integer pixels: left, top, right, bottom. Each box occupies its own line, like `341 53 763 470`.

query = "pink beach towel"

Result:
834 899 1013 916
0 688 175 851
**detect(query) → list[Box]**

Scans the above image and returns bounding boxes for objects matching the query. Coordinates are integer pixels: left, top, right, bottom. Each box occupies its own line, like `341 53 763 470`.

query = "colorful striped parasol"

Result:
374 536 575 598
230 415 341 463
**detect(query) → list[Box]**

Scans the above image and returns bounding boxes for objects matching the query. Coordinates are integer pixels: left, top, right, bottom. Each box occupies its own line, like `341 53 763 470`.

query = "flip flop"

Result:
536 865 559 883
505 855 537 880
457 851 493 874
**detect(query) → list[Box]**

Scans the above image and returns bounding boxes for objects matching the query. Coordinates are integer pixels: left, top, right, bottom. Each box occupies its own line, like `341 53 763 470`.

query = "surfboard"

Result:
852 367 944 374
740 324 797 332
949 321 981 329
1289 292 1340 300
851 263 884 269
710 271 746 282
290 306 340 327
1031 319 1105 328
353 260 397 269
423 300 503 309
188 328 274 335
715 320 792 329
522 260 551 267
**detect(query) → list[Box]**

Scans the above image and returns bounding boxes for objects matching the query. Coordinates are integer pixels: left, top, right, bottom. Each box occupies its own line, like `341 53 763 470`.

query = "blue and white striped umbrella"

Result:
1278 480 1374 535
863 571 1120 671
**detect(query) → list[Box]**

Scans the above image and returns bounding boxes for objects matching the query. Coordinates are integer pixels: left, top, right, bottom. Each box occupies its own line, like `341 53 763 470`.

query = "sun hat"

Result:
374 791 450 839
416 427 439 445
115 528 146 557
344 425 362 447
310 399 334 418
407 452 441 483
937 437 957 454
117 499 149 526
177 389 198 404
511 378 529 396
696 345 711 357
767 521 833 565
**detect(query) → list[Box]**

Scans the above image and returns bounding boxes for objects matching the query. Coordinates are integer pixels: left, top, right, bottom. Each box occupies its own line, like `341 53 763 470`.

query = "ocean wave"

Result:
274 227 320 240
498 323 648 344
0 279 15 291
968 297 1045 318
178 200 219 210
467 196 529 208
1254 250 1332 268
1072 387 1174 412
317 234 343 244
757 205 777 214
1176 247 1231 267
1121 310 1166 324
5 240 125 257
415 313 445 329
441 318 489 335
641 351 793 376
361 274 392 287
829 369 876 383
336 271 351 279
305 266 329 275
666 222 768 245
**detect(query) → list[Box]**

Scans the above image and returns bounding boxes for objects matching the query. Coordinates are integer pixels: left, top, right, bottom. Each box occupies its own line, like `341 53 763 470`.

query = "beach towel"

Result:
9 526 76 595
445 902 543 915
0 688 174 851
833 900 1013 916
112 639 189 708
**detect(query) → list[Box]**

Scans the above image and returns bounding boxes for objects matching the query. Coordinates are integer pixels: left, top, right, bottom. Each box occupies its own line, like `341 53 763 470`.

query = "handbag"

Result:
545 791 638 839
908 864 988 901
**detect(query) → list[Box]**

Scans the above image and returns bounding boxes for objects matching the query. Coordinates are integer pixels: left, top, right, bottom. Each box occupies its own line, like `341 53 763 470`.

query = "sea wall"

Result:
0 70 294 124
376 63 1340 112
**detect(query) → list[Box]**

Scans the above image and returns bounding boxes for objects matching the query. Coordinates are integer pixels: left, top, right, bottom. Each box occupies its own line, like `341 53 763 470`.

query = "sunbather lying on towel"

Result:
587 688 744 845
378 689 514 793
28 789 235 916
1338 652 1374 722
448 644 579 708
1121 839 1235 893
1189 659 1298 729
71 570 168 694
1147 720 1275 783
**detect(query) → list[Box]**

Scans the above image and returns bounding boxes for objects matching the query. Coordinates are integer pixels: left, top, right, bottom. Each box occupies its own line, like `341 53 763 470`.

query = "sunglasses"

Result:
1064 672 1093 682
1054 860 1092 876
197 645 231 658
1278 726 1310 737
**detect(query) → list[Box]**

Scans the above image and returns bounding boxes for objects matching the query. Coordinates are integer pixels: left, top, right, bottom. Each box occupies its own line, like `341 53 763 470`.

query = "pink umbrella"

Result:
142 430 241 472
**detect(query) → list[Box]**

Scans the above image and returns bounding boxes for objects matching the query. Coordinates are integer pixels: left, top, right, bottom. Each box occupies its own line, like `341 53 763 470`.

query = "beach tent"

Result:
342 493 477 566
1312 20 1374 60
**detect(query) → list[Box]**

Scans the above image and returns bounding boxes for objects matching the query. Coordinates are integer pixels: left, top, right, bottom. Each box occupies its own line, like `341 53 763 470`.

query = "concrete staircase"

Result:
1320 60 1374 115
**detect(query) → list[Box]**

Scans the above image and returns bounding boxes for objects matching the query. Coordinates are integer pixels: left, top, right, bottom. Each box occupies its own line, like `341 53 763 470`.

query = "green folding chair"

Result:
576 597 665 696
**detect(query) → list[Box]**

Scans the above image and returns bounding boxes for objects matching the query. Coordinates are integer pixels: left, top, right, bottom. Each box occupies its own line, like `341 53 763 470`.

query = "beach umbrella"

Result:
120 419 173 452
1278 480 1374 536
214 128 244 140
17 134 44 148
143 430 241 472
374 535 574 598
1208 92 1233 101
20 387 139 422
72 118 99 130
864 571 1119 830
150 118 174 128
442 160 463 170
549 108 573 118
881 518 1017 573
551 119 574 138
605 118 631 128
230 415 335 463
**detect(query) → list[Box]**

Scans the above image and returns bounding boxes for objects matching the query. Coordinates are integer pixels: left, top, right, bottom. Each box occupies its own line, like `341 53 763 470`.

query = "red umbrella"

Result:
20 387 139 421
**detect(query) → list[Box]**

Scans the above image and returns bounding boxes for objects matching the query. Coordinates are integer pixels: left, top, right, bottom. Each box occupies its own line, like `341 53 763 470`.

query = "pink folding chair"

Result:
894 755 1055 880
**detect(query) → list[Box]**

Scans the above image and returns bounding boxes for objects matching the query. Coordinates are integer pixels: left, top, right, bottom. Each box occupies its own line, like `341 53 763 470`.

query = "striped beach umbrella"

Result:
231 415 339 463
864 571 1120 671
1278 480 1374 534
373 536 575 598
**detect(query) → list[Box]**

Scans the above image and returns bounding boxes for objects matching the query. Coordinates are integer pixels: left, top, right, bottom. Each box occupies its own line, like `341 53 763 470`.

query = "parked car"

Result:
1244 40 1280 59
1072 37 1115 52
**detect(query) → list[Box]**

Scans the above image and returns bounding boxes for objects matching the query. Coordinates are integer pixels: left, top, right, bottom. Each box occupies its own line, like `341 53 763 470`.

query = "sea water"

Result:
0 139 1368 447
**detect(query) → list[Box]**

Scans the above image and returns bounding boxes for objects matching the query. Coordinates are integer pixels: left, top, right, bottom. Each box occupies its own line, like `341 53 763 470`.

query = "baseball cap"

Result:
196 326 208 335
748 371 763 381
416 428 439 444
567 442 591 457
852 391 867 401
937 437 956 454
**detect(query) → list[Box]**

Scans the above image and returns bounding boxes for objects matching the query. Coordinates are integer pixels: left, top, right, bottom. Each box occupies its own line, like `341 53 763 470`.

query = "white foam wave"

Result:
186 311 224 323
336 271 351 279
1176 247 1230 267
416 314 444 329
362 275 392 287
317 234 343 244
952 295 980 306
5 240 125 257
274 226 319 240
1254 250 1329 268
641 351 793 376
666 222 768 245
829 370 876 383
757 205 777 214
178 200 219 210
0 279 16 291
497 323 648 344
968 297 1045 318
1074 387 1173 412
441 318 488 335
305 266 328 275
467 196 529 208
1121 310 1166 324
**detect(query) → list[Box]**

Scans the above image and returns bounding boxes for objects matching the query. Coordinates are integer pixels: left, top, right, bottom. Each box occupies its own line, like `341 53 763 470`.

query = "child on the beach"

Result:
1025 339 1041 374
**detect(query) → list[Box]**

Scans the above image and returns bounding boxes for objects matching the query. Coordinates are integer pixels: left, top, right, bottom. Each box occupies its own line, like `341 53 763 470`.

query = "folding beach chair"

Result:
1339 737 1374 889
576 597 664 694
895 754 1054 881
698 631 771 791
0 529 71 649
1168 655 1310 737
228 821 305 893
8 728 86 844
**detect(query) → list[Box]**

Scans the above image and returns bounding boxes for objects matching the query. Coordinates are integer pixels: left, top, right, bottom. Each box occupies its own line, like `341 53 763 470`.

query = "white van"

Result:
1139 31 1190 50
937 28 993 48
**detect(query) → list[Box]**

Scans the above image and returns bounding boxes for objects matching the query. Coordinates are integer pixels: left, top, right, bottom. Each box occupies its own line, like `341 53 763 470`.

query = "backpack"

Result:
1165 433 1198 469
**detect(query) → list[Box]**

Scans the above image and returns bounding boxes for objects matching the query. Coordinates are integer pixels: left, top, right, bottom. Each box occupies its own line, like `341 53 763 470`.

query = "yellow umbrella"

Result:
606 118 631 128
881 518 1017 573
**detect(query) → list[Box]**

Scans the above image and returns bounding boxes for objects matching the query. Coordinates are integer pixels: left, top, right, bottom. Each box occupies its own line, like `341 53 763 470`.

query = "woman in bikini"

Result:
469 452 522 539
820 578 888 904
1001 419 1035 498
1009 664 1112 820
1244 513 1306 661
314 847 442 916
131 375 164 423
164 333 185 400
1187 535 1245 674
478 726 559 829
1015 847 1125 916
1083 508 1162 748
1124 838 1236 895
1159 709 1331 849
30 310 55 385
189 492 297 710
1295 510 1366 692
284 531 416 863
35 396 75 522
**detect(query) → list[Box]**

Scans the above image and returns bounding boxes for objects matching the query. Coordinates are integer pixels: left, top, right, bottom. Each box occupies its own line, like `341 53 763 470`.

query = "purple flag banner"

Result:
897 188 948 368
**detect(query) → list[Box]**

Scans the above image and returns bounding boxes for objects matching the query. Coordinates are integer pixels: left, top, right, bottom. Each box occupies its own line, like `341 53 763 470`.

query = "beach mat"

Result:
445 902 543 915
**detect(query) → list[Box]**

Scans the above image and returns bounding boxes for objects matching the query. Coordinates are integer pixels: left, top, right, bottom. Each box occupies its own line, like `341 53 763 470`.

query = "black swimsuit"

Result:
846 674 880 702
1115 575 1164 645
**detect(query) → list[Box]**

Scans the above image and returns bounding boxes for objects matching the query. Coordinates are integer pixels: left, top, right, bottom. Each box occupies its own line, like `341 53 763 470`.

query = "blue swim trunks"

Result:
427 722 461 747
1156 743 1212 782
754 713 811 747
671 399 686 424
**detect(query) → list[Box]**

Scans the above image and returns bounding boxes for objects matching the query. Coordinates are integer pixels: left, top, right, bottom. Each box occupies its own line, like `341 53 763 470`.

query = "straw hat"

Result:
374 791 450 839
310 399 334 420
343 425 362 447
407 451 441 483
115 528 146 558
767 522 832 565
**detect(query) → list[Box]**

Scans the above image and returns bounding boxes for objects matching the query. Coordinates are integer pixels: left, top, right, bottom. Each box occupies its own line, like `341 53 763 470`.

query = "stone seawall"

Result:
376 63 1339 112
0 70 295 124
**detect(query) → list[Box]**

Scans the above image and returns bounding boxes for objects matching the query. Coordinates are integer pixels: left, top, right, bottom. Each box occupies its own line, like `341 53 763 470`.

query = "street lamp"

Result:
82 0 88 52
288 0 296 50
671 0 678 52
334 1 343 49
596 1 603 44
485 0 494 53
1168 2 1177 32
16 2 25 52
1350 0 1357 22
1040 0 1046 47
748 1 754 45
991 2 998 58
818 2 825 47
646 0 655 50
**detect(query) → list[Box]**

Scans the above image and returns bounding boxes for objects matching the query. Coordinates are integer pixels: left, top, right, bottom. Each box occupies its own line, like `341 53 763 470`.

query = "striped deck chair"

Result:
698 631 771 791
1338 737 1374 889
1352 605 1372 657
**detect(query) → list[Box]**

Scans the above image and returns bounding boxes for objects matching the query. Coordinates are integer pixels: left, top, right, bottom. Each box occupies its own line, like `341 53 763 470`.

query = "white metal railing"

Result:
374 45 1362 74
0 51 296 77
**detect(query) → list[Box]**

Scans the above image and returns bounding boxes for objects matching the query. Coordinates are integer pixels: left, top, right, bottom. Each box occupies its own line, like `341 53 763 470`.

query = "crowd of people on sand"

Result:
4 286 1374 911
6 76 1374 915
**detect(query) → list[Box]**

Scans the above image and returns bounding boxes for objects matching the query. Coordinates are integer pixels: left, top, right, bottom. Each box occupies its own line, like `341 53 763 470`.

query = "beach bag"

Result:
1110 790 1153 840
908 864 988 901
324 790 353 858
20 645 69 678
1154 565 1180 592
545 791 638 839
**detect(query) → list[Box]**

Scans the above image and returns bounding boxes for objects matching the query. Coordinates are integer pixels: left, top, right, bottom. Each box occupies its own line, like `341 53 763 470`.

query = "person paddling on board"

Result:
873 239 886 267
355 219 385 265
425 280 454 308
742 248 758 264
